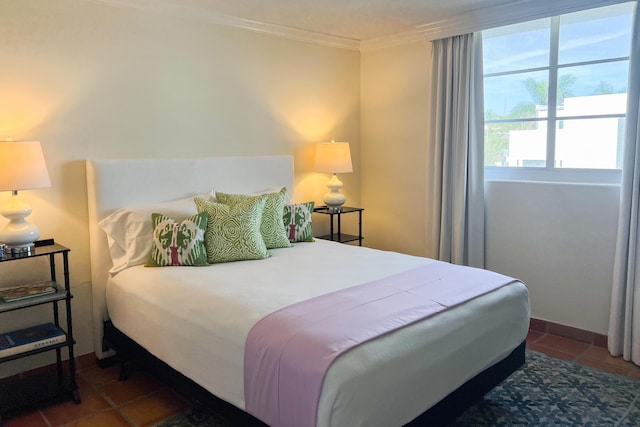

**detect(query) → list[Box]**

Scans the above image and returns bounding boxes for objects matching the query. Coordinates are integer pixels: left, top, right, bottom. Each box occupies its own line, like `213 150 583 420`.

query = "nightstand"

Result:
313 206 364 246
0 240 80 421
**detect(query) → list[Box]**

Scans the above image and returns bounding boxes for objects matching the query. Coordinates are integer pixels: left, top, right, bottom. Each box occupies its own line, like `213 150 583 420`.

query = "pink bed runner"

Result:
244 261 518 427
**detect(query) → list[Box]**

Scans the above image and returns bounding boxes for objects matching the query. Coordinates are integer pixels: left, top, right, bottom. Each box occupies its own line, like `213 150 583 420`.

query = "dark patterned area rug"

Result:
154 350 640 426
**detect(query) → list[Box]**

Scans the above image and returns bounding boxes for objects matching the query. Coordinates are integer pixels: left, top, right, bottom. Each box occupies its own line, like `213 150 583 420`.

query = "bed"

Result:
86 155 530 427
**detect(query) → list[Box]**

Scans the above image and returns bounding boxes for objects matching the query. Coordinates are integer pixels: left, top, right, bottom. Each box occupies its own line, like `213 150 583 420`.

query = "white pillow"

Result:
99 192 212 274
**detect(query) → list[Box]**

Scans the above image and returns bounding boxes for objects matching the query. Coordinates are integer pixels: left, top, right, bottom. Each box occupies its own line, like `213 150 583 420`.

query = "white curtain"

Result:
427 33 485 268
609 2 640 364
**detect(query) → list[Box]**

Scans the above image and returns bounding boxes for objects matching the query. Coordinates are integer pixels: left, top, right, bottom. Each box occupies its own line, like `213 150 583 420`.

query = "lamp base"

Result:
323 174 346 213
0 192 41 249
325 206 343 213
6 243 35 256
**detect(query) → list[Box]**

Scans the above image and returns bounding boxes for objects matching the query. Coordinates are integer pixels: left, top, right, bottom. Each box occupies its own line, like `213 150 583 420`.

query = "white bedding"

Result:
107 239 529 427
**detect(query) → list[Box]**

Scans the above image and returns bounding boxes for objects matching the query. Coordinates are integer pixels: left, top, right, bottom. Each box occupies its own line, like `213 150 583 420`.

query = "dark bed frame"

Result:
102 320 525 426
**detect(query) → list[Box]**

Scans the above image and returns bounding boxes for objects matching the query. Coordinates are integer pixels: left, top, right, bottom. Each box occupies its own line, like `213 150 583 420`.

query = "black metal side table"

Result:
313 206 364 246
0 241 80 421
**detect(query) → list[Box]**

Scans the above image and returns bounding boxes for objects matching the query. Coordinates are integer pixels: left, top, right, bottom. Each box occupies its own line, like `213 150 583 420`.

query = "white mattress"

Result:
106 239 529 427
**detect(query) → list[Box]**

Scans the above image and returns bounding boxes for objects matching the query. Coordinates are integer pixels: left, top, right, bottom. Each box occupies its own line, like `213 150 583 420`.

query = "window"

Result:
482 2 635 182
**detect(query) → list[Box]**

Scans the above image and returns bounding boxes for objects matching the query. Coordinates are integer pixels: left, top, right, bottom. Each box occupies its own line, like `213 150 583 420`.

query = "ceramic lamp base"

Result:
0 192 40 249
323 173 346 212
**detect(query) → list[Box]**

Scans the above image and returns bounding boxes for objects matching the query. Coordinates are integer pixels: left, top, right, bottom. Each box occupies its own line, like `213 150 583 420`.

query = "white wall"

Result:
0 0 360 377
360 42 619 336
360 41 431 257
486 181 619 335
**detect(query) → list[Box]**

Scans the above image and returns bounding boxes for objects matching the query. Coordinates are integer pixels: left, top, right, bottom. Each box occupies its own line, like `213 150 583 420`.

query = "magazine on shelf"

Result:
0 323 66 358
0 281 57 303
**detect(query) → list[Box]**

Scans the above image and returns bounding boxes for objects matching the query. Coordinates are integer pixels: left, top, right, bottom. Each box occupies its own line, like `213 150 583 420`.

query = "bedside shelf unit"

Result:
313 206 364 246
0 242 80 420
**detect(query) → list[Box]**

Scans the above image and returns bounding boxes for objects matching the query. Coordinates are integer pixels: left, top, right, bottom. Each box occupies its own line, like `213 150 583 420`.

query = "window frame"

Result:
483 11 631 184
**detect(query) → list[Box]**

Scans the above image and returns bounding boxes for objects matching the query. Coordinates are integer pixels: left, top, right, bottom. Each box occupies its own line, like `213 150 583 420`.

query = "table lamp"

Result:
0 141 51 254
314 140 352 212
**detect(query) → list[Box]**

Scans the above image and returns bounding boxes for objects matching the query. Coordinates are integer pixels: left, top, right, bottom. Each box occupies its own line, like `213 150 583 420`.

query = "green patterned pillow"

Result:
194 196 270 263
146 212 208 267
283 201 315 242
216 188 292 249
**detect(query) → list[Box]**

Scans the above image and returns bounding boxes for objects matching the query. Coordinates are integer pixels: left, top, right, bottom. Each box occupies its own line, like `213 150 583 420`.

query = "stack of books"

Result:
0 281 56 303
0 323 66 358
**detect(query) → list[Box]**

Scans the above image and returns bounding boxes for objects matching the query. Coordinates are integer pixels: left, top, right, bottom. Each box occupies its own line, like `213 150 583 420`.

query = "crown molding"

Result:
360 29 427 52
226 18 361 51
83 0 361 51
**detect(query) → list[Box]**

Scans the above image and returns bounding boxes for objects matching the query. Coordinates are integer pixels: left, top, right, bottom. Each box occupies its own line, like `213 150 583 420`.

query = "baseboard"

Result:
530 318 607 348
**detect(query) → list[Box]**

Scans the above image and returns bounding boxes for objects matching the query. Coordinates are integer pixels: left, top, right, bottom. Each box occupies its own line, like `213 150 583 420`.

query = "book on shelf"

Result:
0 323 66 358
0 281 57 303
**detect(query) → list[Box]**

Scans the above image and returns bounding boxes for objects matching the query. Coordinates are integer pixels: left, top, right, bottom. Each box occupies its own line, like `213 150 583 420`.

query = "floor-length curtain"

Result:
609 3 640 364
427 33 485 268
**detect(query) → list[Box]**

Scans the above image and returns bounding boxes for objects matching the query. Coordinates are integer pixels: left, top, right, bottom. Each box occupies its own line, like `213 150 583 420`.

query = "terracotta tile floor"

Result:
526 329 640 379
2 357 188 427
2 329 640 426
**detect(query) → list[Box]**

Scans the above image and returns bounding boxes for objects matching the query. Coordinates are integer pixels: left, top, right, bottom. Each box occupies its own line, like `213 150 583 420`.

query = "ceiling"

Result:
106 0 514 41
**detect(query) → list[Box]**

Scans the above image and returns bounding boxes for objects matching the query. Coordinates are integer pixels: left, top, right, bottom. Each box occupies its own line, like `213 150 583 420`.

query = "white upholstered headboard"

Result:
86 155 294 358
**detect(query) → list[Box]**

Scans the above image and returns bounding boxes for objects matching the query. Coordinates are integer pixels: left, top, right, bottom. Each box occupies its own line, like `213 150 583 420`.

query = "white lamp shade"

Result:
0 141 51 191
314 141 353 174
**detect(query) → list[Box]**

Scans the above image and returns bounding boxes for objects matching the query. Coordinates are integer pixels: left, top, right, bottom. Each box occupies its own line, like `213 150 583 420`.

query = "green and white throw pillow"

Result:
283 201 315 242
194 196 270 263
216 188 292 249
146 212 208 267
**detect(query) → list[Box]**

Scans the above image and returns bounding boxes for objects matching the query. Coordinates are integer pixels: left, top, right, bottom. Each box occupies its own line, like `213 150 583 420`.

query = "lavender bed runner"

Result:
244 261 518 427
